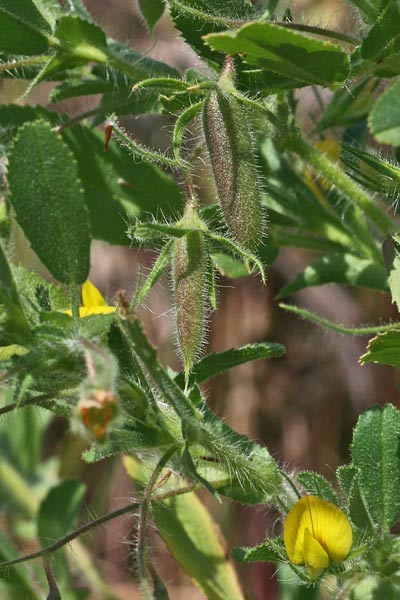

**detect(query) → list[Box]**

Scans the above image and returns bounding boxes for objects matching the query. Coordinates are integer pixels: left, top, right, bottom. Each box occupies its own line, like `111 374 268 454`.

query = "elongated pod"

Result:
203 61 265 252
172 205 208 382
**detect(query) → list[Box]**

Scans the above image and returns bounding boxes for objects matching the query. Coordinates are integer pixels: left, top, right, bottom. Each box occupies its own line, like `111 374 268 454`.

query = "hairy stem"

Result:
279 303 400 335
0 484 198 570
287 134 394 240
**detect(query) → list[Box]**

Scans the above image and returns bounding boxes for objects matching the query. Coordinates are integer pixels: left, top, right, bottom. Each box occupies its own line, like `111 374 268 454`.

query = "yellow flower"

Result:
283 495 352 580
64 280 116 318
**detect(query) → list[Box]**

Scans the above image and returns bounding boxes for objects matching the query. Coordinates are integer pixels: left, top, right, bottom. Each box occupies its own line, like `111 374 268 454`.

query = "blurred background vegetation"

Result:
0 0 398 598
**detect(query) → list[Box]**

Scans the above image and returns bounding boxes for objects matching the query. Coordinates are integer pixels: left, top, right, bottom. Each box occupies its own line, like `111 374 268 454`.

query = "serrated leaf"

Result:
0 0 51 55
0 105 60 145
55 15 108 64
199 403 281 504
277 253 389 298
369 79 400 146
337 464 358 499
0 241 31 345
296 471 338 505
176 342 286 387
62 125 183 245
204 22 350 86
124 454 245 600
169 0 253 63
101 40 179 81
138 0 166 32
360 1 400 61
231 538 286 563
32 0 62 29
7 120 91 284
37 480 86 546
360 330 400 368
348 470 375 530
351 403 400 531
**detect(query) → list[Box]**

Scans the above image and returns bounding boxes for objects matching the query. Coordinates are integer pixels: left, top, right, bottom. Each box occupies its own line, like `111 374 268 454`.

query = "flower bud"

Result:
77 389 118 441
202 59 265 252
172 205 208 382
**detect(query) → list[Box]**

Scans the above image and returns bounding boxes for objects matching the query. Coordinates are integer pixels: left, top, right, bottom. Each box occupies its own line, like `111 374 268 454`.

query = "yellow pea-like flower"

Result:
283 495 352 580
64 280 116 318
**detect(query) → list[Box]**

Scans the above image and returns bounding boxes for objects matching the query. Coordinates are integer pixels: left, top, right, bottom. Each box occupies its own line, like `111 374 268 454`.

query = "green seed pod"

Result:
172 205 208 383
203 60 265 252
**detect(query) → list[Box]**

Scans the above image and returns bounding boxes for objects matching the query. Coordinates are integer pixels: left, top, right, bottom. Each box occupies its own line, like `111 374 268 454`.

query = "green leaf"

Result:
360 1 400 61
0 0 51 55
55 15 108 64
341 142 400 197
199 403 281 504
204 22 350 86
0 241 31 345
348 470 375 530
62 125 183 245
176 342 286 387
136 241 174 305
49 79 113 103
277 253 389 298
101 40 179 81
138 0 166 32
337 464 358 499
350 575 398 600
32 0 62 29
83 424 174 463
348 0 391 22
124 454 246 600
7 120 91 284
296 471 338 505
369 79 400 146
317 79 377 131
231 538 286 563
384 235 400 311
211 252 248 278
0 105 60 145
360 330 400 368
37 480 86 546
0 532 41 599
169 0 253 63
351 403 400 531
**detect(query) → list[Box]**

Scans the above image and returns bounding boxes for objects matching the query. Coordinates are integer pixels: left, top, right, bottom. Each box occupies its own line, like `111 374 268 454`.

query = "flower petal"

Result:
283 496 352 569
303 526 329 579
82 280 107 308
79 305 116 317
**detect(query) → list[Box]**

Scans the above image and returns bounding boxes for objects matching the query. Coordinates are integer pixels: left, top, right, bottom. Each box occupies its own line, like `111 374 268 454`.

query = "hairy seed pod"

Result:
172 205 208 382
203 61 265 252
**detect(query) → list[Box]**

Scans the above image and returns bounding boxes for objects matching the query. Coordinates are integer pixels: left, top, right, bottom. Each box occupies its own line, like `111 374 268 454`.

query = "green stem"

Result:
109 117 186 168
279 303 400 335
287 134 394 238
137 445 179 599
0 484 197 570
0 393 56 417
70 284 80 321
0 55 50 73
120 317 200 423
